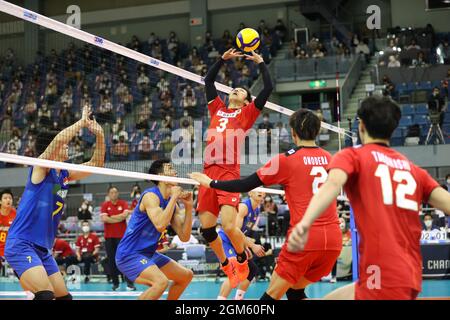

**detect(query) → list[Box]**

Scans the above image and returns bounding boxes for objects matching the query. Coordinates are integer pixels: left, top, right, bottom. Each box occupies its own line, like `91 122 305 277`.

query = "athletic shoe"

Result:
330 277 337 283
112 284 119 291
234 258 249 282
126 284 137 291
221 259 239 288
84 276 90 284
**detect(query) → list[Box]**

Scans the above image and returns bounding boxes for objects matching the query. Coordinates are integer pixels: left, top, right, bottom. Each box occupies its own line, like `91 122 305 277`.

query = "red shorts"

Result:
275 246 340 285
355 282 419 300
196 166 240 217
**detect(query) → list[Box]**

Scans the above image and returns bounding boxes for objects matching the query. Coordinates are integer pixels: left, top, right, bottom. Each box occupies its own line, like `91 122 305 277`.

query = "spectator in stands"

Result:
130 184 141 210
136 113 150 131
115 82 128 98
45 79 58 105
330 217 352 283
171 233 199 249
0 105 13 141
100 186 134 290
356 38 370 63
76 221 101 283
180 110 193 127
160 115 174 135
413 51 428 67
312 48 325 59
59 103 73 128
274 19 287 41
7 130 21 152
387 55 401 68
24 96 37 124
258 113 274 151
53 238 77 276
262 195 278 236
438 39 450 64
422 212 440 232
406 39 421 51
428 86 445 129
148 32 157 46
120 87 134 114
97 96 114 124
295 48 309 60
111 135 129 161
138 96 153 119
137 133 154 159
137 71 150 96
38 102 52 129
182 85 197 115
161 98 175 119
382 75 396 97
23 135 37 157
78 200 93 222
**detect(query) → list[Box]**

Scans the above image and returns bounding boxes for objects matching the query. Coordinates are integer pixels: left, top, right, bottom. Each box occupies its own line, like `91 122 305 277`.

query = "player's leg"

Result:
261 270 292 300
324 282 355 300
105 238 120 288
235 259 258 300
286 277 312 300
158 256 193 300
41 248 71 300
220 205 246 256
218 278 233 300
19 266 55 299
135 265 169 300
198 211 226 263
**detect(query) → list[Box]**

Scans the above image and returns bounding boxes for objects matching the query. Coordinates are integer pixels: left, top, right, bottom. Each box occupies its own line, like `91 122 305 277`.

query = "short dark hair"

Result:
148 158 171 185
0 189 13 200
445 173 449 180
357 96 401 140
239 87 252 103
107 185 118 193
289 108 321 141
81 220 90 226
423 212 433 219
36 130 58 155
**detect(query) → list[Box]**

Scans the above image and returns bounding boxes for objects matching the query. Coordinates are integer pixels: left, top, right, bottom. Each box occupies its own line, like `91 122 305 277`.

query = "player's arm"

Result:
190 172 263 193
287 168 348 253
428 187 450 216
69 119 106 181
245 51 273 110
100 212 127 224
32 105 92 184
142 188 180 233
171 192 194 242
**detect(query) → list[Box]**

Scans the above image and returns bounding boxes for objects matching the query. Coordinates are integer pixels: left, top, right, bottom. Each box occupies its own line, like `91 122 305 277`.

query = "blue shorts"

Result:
4 238 59 278
218 229 237 259
116 251 172 282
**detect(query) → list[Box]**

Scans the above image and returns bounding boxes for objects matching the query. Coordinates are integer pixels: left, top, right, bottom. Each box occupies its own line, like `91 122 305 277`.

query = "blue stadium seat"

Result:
401 104 415 116
399 116 413 127
415 104 428 115
413 115 429 125
390 128 405 146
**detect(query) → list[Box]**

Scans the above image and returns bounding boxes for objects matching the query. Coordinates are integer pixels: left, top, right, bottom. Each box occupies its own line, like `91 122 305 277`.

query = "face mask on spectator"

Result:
135 193 141 200
82 226 90 233
424 220 432 228
81 204 87 210
447 179 450 185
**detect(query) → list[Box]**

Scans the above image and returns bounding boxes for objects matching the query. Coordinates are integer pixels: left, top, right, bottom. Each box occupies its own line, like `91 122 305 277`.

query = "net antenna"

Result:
0 0 352 138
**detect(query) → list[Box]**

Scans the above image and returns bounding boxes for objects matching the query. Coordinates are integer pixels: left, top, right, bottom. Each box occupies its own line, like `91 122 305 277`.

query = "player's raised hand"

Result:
189 172 213 188
170 186 183 198
80 104 92 126
222 48 244 60
179 191 193 206
245 51 264 64
87 117 104 136
287 222 310 253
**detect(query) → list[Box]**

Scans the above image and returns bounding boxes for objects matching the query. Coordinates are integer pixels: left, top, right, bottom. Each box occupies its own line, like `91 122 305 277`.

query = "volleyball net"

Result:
0 0 351 195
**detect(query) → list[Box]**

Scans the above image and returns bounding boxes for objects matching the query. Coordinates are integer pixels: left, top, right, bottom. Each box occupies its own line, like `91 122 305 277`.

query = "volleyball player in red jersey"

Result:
288 96 450 300
0 189 16 264
191 109 341 300
197 48 273 287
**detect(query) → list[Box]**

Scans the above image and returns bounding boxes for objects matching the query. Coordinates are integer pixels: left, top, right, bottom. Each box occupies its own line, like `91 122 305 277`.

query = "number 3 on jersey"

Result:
375 164 418 211
216 118 229 133
310 166 328 194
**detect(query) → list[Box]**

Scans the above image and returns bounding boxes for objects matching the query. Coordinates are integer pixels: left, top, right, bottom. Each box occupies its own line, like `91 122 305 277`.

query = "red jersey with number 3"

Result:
257 146 340 251
0 208 16 257
328 143 440 292
204 96 260 172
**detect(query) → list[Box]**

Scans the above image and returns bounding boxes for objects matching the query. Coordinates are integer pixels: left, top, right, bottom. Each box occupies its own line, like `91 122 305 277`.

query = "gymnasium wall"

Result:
390 0 450 32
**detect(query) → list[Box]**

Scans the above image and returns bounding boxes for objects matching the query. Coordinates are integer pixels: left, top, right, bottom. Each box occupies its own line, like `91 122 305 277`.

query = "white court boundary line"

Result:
0 152 285 195
0 0 350 136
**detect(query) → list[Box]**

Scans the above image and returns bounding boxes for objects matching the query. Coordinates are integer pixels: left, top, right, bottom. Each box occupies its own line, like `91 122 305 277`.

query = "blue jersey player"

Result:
116 159 194 300
5 106 105 300
217 191 267 300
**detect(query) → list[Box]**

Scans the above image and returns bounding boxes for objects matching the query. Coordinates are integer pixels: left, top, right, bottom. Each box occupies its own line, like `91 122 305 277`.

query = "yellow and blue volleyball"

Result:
236 28 260 52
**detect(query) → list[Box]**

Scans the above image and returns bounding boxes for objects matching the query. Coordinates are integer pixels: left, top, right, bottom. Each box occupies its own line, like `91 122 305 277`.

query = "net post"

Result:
349 205 359 282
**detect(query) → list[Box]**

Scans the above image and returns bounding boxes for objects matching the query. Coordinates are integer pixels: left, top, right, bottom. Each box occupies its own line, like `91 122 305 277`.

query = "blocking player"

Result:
116 159 194 300
197 48 273 287
0 189 16 271
191 109 342 300
288 96 450 300
217 191 266 300
4 105 105 300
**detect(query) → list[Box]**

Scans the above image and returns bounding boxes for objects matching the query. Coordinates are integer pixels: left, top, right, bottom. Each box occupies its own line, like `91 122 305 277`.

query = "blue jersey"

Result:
7 168 69 249
241 198 260 235
117 187 173 258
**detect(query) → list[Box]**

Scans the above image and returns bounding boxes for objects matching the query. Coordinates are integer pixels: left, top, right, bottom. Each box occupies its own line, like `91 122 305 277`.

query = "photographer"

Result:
428 87 446 129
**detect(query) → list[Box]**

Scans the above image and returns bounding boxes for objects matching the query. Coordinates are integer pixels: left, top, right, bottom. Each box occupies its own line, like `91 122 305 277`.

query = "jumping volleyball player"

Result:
4 105 105 300
288 96 450 300
115 159 194 300
217 191 267 300
191 109 342 300
197 48 273 287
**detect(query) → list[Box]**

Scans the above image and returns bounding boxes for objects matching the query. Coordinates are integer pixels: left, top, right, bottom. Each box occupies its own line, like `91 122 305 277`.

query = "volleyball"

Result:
236 28 260 52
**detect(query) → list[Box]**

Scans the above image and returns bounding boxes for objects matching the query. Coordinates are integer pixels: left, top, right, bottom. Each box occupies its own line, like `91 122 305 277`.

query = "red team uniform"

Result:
0 207 16 257
257 146 341 284
197 96 261 215
329 143 440 300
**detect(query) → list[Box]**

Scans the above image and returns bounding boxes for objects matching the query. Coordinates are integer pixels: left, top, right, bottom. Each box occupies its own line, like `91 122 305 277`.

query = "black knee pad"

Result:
247 259 258 282
260 292 276 301
200 226 218 243
33 290 55 300
55 293 73 300
286 288 307 300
